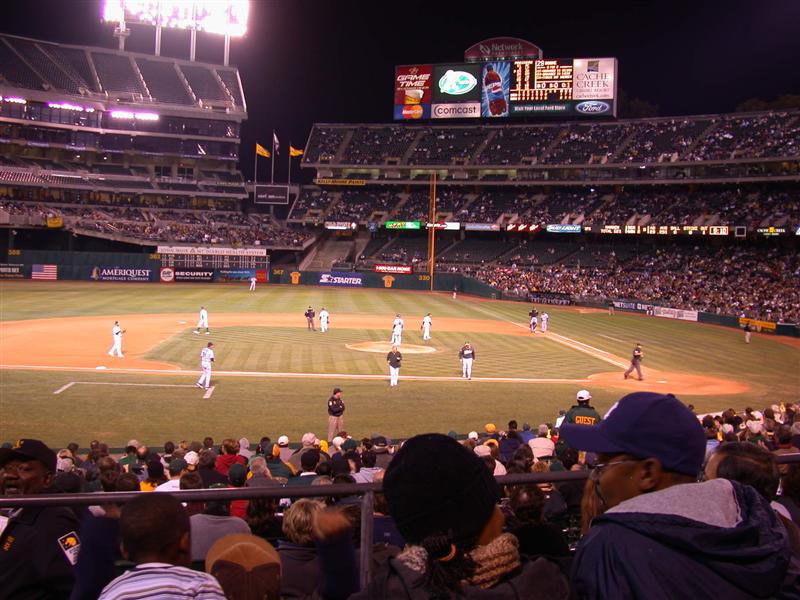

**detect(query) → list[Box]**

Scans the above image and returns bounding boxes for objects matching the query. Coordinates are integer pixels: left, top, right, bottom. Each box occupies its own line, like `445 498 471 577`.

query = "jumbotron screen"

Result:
394 58 617 120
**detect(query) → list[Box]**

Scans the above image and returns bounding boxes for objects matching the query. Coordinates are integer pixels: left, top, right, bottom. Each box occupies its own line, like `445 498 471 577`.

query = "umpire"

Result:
624 343 644 380
327 387 345 443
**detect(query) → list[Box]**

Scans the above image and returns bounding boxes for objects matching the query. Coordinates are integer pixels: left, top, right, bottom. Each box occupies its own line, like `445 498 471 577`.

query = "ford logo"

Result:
575 101 610 114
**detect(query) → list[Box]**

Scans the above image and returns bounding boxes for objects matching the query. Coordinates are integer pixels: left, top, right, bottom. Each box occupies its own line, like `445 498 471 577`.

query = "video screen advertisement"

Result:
394 58 617 120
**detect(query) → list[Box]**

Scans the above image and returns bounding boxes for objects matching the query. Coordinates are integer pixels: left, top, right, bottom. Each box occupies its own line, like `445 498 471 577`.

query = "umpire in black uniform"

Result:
624 343 644 380
0 439 81 599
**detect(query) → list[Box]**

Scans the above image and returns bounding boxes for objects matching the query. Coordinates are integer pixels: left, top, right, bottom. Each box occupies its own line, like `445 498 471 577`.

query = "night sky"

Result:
2 0 799 181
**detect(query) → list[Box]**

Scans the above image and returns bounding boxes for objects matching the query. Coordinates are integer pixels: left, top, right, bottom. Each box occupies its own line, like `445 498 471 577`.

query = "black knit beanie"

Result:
383 433 500 546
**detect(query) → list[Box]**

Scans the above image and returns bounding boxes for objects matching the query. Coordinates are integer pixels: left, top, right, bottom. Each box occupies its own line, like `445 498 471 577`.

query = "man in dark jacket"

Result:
0 439 80 600
327 387 345 443
561 392 798 599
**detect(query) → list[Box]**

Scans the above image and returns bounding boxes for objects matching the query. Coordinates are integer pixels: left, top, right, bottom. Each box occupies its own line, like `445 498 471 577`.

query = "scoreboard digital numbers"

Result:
157 246 268 269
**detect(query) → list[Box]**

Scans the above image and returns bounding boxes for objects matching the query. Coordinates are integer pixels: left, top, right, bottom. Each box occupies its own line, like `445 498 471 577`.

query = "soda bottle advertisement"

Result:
481 62 510 117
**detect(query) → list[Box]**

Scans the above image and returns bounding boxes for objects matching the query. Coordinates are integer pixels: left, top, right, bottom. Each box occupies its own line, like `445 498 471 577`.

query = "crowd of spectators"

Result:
1 395 798 598
475 244 800 323
305 110 800 168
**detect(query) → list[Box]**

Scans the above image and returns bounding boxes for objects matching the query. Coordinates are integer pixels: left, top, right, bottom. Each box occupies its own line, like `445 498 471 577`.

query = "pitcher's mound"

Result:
346 342 437 354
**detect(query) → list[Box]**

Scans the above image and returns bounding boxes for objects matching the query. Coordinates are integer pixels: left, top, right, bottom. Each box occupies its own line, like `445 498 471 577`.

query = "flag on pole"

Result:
273 131 280 154
289 145 304 157
255 143 270 158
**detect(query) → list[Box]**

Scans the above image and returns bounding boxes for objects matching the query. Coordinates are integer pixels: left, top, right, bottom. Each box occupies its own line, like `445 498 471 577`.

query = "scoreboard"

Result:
395 57 617 120
156 246 268 269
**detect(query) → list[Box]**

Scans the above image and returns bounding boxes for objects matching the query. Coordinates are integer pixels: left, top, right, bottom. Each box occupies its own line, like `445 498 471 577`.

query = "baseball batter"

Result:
108 320 125 357
195 306 210 335
319 308 330 333
624 343 644 381
459 342 476 380
386 345 402 387
197 342 215 390
391 314 404 345
541 312 549 333
421 313 432 341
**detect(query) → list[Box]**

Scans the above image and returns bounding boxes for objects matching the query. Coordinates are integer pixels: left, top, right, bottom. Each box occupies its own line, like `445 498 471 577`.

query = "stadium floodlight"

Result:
103 0 249 37
110 109 160 121
3 97 27 104
48 102 94 112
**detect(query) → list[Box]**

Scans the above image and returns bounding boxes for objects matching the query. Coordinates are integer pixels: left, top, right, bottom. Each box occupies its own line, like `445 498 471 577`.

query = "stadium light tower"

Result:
102 0 249 65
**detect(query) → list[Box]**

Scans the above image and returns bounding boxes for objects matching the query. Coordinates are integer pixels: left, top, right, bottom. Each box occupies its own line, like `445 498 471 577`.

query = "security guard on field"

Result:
0 439 81 599
564 390 603 426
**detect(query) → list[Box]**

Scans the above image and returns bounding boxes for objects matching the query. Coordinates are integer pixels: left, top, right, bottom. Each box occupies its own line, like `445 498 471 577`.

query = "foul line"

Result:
466 303 630 369
5 364 592 385
53 380 214 397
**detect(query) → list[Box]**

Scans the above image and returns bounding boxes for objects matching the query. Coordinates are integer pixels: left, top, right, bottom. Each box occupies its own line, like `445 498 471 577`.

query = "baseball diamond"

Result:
1 282 796 446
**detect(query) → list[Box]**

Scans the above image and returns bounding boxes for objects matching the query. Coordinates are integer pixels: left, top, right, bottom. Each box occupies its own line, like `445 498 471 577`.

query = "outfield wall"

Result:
2 250 796 336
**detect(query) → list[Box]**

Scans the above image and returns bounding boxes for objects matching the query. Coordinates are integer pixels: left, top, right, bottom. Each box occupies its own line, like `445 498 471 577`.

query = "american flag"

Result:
31 264 58 280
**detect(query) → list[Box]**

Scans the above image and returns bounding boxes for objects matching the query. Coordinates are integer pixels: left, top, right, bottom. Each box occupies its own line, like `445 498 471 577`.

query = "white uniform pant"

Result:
321 319 328 332
249 280 256 291
389 366 400 386
109 338 123 357
197 318 209 329
198 364 212 388
391 332 402 345
745 331 752 343
541 322 548 332
422 326 431 341
462 358 473 379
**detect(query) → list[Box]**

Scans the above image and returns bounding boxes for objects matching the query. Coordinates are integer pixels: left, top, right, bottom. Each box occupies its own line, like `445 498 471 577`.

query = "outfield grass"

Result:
1 281 797 447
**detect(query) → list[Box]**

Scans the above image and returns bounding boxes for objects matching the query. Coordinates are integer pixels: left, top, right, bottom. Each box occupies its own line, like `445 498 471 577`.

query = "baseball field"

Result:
1 281 797 447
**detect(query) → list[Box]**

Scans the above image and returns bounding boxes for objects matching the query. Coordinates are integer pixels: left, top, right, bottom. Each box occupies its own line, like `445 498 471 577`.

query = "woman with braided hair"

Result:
350 433 569 599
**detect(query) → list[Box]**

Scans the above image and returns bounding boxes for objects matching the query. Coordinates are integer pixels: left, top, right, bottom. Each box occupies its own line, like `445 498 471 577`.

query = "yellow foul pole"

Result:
428 172 437 292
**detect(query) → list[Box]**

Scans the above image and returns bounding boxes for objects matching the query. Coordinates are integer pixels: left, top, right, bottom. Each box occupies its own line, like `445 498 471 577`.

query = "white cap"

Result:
331 436 345 449
301 432 318 446
474 445 491 457
747 421 762 434
467 431 479 441
720 424 735 434
184 451 199 466
576 389 592 402
278 435 289 446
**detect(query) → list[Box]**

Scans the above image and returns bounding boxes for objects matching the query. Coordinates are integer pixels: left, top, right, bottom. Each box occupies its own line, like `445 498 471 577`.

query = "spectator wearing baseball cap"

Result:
206 534 281 600
288 433 328 473
562 392 796 599
277 435 293 463
0 439 82 598
347 433 568 598
154 458 189 492
371 435 393 470
563 389 602 429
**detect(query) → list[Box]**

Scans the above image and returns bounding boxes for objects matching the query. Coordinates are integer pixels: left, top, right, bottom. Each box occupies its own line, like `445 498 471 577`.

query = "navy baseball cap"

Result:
560 392 705 476
0 439 57 473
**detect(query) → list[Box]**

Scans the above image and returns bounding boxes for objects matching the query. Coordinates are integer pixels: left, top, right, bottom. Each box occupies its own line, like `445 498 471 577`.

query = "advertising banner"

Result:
216 269 255 282
90 266 152 282
374 264 413 274
572 58 616 100
0 263 25 279
654 306 699 322
481 62 511 117
174 269 215 282
546 224 583 233
160 267 175 283
324 221 358 230
464 223 500 231
256 269 268 283
394 65 433 121
157 246 267 257
318 272 364 287
431 103 480 119
464 37 542 61
431 64 481 104
385 221 422 230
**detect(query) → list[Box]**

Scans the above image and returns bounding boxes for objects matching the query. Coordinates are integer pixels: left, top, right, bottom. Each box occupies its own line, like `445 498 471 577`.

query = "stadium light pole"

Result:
428 172 436 292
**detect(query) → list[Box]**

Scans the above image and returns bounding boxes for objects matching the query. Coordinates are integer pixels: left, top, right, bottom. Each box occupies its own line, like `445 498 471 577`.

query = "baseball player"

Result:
194 306 210 335
459 342 475 380
197 342 215 390
624 343 644 381
541 312 549 333
744 322 752 344
386 344 402 387
421 313 432 341
304 306 316 331
391 314 404 345
319 308 330 333
108 320 125 357
528 307 539 333
249 276 257 291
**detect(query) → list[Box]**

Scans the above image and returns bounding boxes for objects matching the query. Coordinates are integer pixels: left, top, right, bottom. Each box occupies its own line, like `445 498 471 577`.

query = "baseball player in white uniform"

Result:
421 313 432 341
541 312 549 333
195 306 210 335
391 314 404 345
319 308 330 333
529 314 538 334
197 342 215 390
249 276 257 291
108 320 125 357
459 342 475 380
